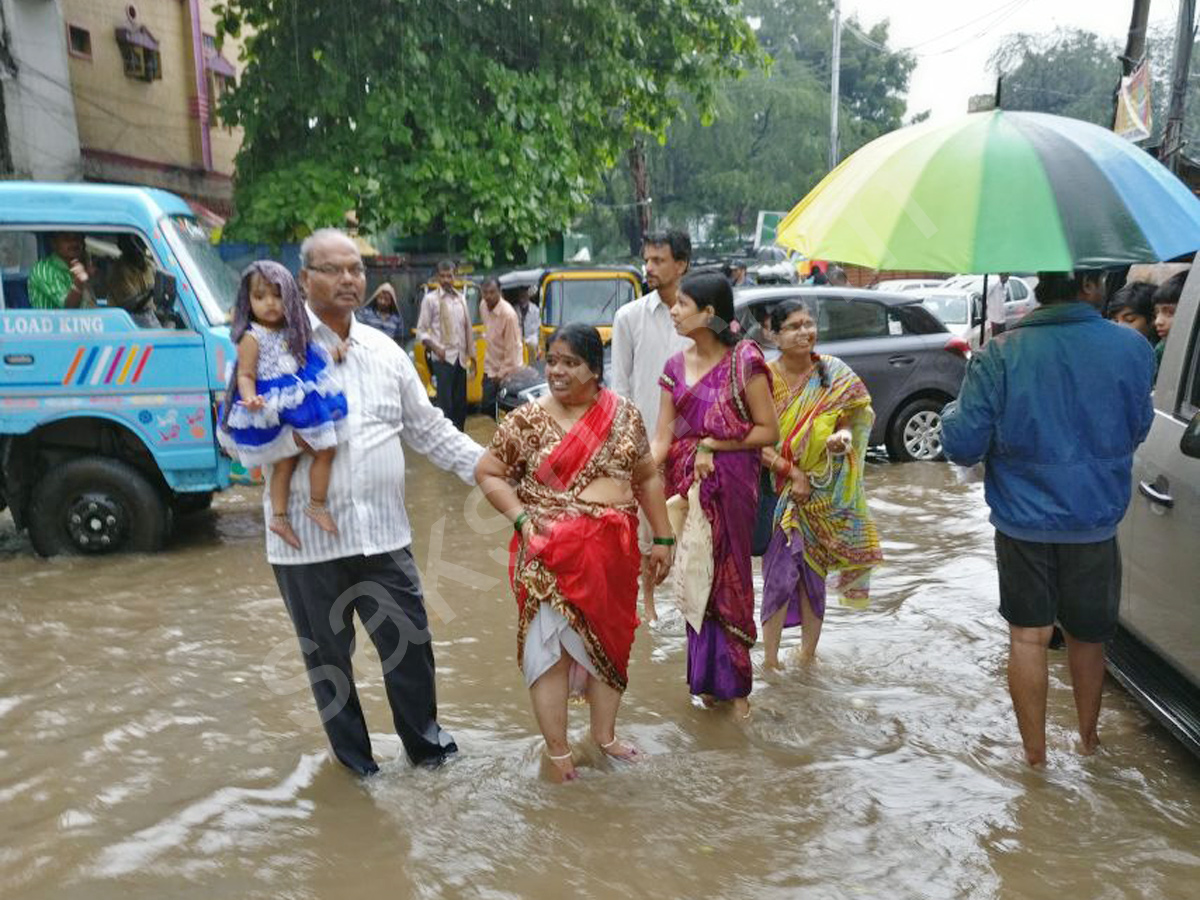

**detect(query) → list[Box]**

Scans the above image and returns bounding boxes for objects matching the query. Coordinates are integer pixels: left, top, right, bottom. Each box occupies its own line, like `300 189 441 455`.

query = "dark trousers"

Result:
272 548 457 775
431 359 468 430
481 375 502 421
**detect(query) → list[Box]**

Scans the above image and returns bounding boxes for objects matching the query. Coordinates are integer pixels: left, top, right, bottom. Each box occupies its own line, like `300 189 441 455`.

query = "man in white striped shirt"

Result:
270 229 484 776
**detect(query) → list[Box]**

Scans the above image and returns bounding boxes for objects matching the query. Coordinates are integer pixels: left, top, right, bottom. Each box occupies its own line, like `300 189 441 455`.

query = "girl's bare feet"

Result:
642 599 658 625
732 697 752 719
304 500 338 535
270 514 301 549
763 656 784 672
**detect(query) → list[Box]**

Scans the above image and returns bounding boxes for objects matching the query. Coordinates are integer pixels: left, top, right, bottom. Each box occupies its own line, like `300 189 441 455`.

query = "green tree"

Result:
578 0 914 255
991 25 1200 155
990 28 1120 125
214 0 763 262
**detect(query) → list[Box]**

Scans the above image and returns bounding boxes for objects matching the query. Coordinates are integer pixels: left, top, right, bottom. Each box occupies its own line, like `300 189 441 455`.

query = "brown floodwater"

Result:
1 421 1198 900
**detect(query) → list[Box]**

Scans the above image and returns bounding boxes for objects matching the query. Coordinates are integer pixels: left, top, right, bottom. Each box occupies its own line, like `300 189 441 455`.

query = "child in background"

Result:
1106 281 1159 344
218 260 348 549
1152 271 1185 372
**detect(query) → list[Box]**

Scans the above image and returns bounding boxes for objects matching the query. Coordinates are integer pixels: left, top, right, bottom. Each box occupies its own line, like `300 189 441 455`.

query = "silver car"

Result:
735 287 969 461
1112 269 1200 757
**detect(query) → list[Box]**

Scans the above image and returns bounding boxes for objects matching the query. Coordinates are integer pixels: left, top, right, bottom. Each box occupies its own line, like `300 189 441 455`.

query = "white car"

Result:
872 278 944 293
940 274 1038 326
918 289 985 348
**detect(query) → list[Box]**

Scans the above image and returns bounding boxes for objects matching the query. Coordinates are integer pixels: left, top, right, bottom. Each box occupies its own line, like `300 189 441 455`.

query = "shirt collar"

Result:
1013 301 1100 329
307 302 364 344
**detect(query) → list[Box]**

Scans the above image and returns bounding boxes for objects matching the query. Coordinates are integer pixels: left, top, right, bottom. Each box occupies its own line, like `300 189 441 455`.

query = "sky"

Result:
843 0 1180 121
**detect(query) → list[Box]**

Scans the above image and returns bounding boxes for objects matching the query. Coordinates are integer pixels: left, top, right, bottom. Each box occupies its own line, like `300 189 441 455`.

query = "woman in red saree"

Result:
475 324 673 782
652 273 778 718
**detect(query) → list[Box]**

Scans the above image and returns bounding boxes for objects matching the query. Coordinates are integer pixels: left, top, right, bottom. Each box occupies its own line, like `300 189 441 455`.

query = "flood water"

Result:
2 420 1198 900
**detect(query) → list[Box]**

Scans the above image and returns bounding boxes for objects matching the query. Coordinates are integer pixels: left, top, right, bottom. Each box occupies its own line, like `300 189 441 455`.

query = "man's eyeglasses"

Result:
307 263 366 278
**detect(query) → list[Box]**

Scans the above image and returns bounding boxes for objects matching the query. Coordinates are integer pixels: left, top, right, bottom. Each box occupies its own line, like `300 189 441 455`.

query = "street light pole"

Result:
1112 0 1152 131
830 0 841 172
1163 0 1196 172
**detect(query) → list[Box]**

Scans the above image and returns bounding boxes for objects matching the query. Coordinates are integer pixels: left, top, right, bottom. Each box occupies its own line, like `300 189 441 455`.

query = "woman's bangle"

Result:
697 443 715 454
652 536 676 546
513 511 530 533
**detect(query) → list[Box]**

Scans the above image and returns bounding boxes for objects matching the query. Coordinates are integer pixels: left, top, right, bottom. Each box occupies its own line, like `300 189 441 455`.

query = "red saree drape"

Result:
507 388 641 690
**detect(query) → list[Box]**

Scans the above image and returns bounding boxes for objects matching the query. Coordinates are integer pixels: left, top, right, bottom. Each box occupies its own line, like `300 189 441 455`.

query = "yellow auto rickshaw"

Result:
530 265 643 351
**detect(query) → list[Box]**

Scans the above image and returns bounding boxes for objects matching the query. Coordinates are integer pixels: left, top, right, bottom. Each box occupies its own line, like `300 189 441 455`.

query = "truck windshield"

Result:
163 215 239 325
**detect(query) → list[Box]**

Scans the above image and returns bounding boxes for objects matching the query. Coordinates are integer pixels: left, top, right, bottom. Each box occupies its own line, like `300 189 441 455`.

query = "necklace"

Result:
774 355 817 398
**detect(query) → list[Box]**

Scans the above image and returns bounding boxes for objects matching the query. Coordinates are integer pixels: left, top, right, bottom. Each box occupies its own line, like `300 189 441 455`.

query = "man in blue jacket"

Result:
943 270 1155 767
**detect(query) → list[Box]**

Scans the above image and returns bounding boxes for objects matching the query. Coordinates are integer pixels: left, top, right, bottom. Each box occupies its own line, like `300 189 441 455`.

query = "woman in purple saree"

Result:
651 273 778 717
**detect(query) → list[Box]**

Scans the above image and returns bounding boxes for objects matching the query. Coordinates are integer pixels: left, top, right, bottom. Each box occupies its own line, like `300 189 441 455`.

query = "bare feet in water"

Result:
270 514 301 549
545 749 578 783
597 735 641 762
304 501 338 535
1077 734 1101 757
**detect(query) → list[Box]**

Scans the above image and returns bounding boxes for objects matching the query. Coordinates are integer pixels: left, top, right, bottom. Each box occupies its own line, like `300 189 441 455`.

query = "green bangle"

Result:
652 536 676 546
697 443 715 454
513 512 530 533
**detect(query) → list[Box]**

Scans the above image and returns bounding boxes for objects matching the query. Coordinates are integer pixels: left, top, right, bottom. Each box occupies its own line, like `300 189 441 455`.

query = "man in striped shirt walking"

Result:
271 228 484 776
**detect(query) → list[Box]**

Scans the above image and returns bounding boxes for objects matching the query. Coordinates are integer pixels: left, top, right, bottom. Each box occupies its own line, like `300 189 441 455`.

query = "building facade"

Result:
0 0 84 182
57 0 242 212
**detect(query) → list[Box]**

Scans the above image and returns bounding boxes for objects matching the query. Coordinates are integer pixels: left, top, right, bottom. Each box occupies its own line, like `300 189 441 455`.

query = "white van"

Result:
1111 268 1200 756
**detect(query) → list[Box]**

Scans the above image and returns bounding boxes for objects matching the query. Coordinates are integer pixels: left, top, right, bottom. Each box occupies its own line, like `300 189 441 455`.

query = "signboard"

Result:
753 211 788 249
1114 60 1153 143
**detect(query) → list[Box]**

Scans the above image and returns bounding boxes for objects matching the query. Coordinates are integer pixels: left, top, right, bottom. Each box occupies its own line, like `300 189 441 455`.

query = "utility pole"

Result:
1163 0 1196 172
829 0 841 171
1113 0 1153 129
627 136 651 255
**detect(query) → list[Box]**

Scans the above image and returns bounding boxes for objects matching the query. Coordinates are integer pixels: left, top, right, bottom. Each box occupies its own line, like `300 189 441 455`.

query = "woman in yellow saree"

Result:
760 300 883 667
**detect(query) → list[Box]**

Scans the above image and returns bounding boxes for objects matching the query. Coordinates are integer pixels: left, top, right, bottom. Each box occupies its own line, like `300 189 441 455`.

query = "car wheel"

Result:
886 398 947 462
27 457 169 556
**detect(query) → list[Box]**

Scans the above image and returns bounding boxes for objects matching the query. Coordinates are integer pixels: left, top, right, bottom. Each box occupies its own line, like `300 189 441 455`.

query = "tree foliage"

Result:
214 0 763 262
991 25 1200 151
577 0 915 254
991 28 1120 126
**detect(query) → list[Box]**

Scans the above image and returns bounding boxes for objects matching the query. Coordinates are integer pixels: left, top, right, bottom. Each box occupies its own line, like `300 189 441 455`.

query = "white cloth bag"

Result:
666 480 713 633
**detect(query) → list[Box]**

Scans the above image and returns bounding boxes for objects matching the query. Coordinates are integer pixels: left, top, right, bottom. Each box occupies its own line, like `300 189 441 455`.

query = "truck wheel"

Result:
27 457 168 556
173 491 214 516
886 398 947 462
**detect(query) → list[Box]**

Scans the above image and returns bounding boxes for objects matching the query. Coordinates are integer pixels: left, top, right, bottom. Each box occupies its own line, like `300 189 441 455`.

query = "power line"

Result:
844 0 1036 59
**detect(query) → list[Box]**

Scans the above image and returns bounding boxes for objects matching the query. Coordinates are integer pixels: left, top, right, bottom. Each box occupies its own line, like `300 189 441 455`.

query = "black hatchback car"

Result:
735 287 969 461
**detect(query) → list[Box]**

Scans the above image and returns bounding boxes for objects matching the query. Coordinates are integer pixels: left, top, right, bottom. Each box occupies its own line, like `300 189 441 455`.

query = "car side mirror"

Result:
1181 410 1200 459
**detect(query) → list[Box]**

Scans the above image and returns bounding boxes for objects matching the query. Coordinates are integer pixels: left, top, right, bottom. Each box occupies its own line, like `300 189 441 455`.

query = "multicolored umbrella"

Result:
776 110 1200 273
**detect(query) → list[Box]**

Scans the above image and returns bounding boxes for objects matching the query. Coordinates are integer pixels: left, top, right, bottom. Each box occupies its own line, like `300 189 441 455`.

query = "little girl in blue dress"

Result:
218 260 347 549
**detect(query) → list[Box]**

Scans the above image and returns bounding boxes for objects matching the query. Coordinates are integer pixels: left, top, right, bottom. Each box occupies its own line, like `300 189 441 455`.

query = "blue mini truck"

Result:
0 183 240 555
